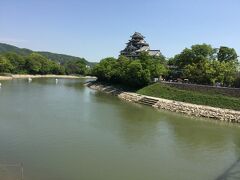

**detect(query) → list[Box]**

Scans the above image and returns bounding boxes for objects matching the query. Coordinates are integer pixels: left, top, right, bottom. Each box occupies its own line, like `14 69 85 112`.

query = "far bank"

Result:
0 74 96 81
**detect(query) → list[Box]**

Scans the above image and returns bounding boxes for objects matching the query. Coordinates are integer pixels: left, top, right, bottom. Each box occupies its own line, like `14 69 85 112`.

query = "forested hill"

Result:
0 43 95 66
0 43 32 55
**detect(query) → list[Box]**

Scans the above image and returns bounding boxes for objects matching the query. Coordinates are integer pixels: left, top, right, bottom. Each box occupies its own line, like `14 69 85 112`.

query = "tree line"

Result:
93 44 240 88
168 45 239 87
0 52 89 75
1 44 239 88
92 53 168 88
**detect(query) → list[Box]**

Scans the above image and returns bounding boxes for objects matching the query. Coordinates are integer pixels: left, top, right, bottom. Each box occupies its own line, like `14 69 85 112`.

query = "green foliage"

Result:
38 51 94 66
0 43 92 75
217 46 238 62
0 55 13 73
25 53 42 74
0 52 87 75
92 57 117 81
0 43 32 56
125 60 151 87
234 76 240 88
63 60 88 75
137 83 240 110
170 44 239 87
92 54 168 87
174 44 215 69
50 62 66 75
4 52 26 73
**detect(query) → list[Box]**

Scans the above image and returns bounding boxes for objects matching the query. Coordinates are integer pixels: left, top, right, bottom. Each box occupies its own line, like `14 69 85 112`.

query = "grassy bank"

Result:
137 83 240 111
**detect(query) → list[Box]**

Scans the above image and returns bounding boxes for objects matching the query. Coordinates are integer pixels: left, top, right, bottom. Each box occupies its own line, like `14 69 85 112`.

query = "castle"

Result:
120 32 161 58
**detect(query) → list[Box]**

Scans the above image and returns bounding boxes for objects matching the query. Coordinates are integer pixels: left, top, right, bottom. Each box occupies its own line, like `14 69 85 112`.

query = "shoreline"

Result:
86 81 240 123
0 74 96 80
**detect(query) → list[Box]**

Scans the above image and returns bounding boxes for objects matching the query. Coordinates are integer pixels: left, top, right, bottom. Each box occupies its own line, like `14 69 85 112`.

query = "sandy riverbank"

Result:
0 74 96 80
86 81 240 123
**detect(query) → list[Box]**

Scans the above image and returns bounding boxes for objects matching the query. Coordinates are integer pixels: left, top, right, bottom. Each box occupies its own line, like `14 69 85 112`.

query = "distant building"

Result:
120 32 161 58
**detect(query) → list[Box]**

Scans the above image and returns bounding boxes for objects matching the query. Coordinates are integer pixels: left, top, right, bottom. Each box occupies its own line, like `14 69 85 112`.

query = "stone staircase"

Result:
102 86 122 95
138 97 159 106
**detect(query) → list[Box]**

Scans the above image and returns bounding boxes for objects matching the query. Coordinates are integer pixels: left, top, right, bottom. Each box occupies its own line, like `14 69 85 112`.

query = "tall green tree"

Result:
217 46 238 62
125 60 151 87
174 44 214 69
64 60 87 75
25 53 43 74
4 52 26 73
0 55 13 73
92 57 117 81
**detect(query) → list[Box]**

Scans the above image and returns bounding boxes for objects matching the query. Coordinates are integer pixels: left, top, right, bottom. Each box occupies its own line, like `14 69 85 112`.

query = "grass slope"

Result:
137 83 240 111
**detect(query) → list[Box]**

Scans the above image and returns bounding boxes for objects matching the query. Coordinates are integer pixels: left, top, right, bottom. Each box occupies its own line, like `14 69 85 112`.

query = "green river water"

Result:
0 79 239 180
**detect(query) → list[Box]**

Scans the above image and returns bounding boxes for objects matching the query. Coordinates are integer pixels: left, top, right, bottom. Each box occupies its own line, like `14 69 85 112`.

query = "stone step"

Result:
139 97 159 102
138 97 159 106
139 99 159 103
111 90 122 95
138 101 156 106
138 101 158 105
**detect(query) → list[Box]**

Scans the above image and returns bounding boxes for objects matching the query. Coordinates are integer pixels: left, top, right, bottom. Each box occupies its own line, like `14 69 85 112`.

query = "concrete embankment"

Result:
86 81 240 123
0 76 13 80
0 74 96 80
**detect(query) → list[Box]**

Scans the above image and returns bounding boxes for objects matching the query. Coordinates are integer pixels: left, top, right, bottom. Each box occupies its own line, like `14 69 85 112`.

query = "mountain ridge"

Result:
0 43 95 66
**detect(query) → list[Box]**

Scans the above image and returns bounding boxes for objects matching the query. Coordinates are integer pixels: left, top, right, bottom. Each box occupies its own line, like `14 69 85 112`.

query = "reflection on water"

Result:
0 79 240 180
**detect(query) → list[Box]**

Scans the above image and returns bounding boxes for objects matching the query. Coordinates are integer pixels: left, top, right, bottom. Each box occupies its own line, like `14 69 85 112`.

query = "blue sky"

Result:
0 0 239 62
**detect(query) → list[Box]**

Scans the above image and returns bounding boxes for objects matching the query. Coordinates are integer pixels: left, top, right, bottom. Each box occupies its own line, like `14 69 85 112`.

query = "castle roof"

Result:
131 32 145 39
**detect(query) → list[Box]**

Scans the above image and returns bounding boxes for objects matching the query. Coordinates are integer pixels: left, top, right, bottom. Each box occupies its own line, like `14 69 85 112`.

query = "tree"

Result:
174 48 195 68
64 60 87 75
125 60 151 87
149 60 168 79
0 55 13 73
116 55 130 82
92 57 117 81
138 52 168 79
92 54 165 87
25 53 42 74
170 44 239 87
234 74 240 88
174 44 214 69
183 59 215 85
4 52 26 73
191 44 215 59
217 46 238 62
220 61 238 86
49 61 65 75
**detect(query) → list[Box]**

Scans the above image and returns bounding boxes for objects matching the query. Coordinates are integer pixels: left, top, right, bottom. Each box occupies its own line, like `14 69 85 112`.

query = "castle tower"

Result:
120 32 161 58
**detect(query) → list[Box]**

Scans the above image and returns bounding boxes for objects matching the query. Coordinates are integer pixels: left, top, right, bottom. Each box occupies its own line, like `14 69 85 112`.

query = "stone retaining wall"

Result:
86 81 240 123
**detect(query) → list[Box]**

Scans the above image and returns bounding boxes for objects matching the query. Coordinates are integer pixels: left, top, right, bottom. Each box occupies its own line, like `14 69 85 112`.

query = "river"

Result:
0 79 239 180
